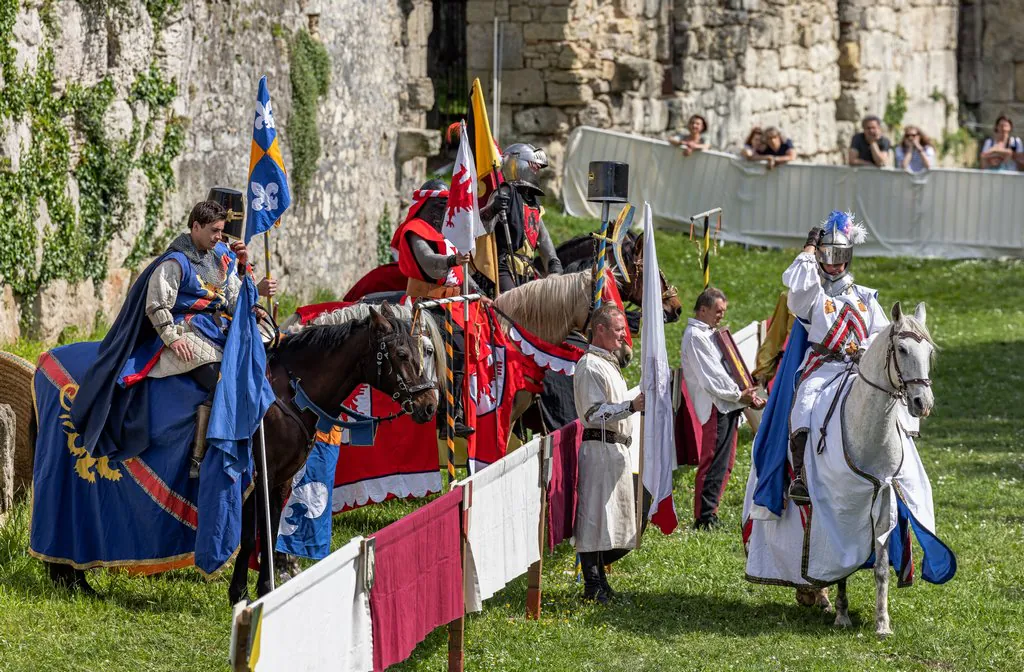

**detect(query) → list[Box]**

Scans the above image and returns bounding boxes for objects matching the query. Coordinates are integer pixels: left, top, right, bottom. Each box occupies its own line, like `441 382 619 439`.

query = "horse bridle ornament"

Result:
859 328 932 402
373 329 434 415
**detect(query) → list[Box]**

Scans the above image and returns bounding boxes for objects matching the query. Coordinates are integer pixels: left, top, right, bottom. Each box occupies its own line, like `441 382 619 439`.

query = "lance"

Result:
689 207 723 290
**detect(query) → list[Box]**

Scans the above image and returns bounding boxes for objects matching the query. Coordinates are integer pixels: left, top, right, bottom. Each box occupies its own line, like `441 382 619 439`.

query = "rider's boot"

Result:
787 430 811 505
189 401 212 479
452 369 474 439
580 552 609 604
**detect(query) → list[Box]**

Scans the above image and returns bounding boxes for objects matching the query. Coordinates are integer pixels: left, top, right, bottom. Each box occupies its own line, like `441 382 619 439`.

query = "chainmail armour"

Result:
168 233 229 287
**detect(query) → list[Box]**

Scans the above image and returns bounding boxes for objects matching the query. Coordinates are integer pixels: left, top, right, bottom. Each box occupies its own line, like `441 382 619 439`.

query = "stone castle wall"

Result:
959 0 1024 127
0 0 437 344
467 0 961 186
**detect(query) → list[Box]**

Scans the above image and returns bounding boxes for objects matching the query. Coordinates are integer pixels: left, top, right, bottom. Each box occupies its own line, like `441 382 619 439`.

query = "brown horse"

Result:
226 303 436 603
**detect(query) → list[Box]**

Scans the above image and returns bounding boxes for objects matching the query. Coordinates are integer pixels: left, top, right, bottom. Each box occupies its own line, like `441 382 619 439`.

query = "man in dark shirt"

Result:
848 115 892 167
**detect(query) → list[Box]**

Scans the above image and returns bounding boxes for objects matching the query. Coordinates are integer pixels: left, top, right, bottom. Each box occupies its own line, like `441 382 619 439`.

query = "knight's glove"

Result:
445 254 458 268
547 258 563 275
481 190 511 221
805 226 824 249
849 348 863 364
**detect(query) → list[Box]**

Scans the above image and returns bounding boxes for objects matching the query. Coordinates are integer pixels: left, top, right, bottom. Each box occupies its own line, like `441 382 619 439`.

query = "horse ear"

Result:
913 302 927 325
379 301 395 319
367 305 392 334
890 301 903 323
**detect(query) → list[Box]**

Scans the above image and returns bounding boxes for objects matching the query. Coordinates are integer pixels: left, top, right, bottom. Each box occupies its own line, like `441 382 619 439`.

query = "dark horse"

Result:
227 303 436 603
46 304 436 603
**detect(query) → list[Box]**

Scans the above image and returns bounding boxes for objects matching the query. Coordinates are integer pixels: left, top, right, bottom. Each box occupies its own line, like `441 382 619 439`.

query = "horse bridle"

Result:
859 329 932 401
373 328 434 415
622 254 679 307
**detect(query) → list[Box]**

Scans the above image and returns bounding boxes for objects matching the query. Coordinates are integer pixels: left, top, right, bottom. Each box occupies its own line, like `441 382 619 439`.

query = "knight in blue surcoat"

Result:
784 211 888 503
70 198 276 476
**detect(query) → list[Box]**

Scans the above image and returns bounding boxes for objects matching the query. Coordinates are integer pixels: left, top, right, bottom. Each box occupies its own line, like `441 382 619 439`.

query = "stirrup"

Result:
788 478 810 505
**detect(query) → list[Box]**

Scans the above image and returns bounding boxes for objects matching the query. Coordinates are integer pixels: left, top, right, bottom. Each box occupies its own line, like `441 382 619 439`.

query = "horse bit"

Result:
859 329 932 402
374 330 433 416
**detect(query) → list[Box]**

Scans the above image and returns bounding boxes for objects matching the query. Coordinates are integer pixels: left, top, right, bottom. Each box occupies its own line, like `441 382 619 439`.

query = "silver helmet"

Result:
815 211 866 295
500 143 548 195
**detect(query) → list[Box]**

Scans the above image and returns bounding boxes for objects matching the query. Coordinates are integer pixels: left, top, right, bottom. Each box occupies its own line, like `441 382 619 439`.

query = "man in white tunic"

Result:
681 287 764 530
785 211 888 503
573 304 644 603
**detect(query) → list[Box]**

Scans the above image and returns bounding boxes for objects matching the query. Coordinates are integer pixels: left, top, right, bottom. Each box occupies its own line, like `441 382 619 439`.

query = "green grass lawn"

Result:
2 212 1022 671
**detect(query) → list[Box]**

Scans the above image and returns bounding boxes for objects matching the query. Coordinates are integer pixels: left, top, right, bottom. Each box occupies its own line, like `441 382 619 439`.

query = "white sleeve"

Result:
981 138 994 153
862 295 890 349
782 252 822 322
146 260 183 346
575 364 634 424
685 332 743 403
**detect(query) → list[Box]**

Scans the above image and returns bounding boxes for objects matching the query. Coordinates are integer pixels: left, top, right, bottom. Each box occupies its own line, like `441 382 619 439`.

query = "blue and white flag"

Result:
275 432 341 560
197 275 275 574
245 75 291 243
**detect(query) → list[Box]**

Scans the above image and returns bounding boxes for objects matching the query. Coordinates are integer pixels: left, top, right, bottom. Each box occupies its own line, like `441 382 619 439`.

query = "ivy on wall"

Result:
288 29 330 201
0 0 185 331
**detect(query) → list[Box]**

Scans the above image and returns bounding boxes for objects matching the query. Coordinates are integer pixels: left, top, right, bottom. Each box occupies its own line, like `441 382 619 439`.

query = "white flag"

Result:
442 121 483 254
640 202 679 534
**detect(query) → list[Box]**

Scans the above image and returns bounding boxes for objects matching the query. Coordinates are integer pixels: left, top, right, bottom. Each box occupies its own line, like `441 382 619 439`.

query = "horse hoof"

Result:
876 626 892 639
834 613 853 628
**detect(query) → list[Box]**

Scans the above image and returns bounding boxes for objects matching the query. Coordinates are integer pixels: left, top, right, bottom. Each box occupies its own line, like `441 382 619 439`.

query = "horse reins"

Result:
373 328 434 415
858 329 932 402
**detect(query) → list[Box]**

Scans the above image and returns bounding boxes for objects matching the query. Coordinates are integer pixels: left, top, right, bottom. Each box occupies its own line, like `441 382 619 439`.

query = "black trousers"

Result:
189 363 220 402
696 408 741 524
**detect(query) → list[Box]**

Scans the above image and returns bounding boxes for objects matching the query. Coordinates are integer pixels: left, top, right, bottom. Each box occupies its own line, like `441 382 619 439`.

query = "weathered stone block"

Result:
502 69 547 104
0 405 13 524
540 6 571 23
30 279 99 344
98 268 132 328
530 23 569 41
557 43 590 70
407 78 435 111
1016 62 1024 102
578 99 613 128
0 286 19 345
510 7 533 22
502 22 526 69
396 128 441 164
547 81 594 105
513 106 570 134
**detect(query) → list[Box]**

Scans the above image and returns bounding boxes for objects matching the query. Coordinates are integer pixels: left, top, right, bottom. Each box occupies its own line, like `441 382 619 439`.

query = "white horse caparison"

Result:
824 300 936 637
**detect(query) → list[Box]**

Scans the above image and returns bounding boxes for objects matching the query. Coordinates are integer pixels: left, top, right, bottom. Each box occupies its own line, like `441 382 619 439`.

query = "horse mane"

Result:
295 302 446 381
493 270 591 344
271 317 369 362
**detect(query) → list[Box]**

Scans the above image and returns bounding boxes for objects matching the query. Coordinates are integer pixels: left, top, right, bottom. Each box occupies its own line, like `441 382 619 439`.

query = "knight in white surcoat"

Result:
785 211 889 503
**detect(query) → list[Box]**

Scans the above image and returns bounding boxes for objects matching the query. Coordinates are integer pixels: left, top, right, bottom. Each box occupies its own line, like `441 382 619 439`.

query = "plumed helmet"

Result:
816 210 867 285
500 143 548 195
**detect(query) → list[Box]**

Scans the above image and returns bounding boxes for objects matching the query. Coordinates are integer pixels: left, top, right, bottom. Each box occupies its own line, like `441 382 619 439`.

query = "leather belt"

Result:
810 343 846 361
581 428 632 446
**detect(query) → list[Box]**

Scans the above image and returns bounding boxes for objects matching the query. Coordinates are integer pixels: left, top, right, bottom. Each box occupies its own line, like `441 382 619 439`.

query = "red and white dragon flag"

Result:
442 120 484 254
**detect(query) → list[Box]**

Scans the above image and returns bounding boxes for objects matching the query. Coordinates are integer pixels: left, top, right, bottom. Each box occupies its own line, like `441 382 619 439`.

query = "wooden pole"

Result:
231 605 252 672
263 230 273 312
635 414 645 550
701 216 711 290
526 437 549 620
448 487 469 672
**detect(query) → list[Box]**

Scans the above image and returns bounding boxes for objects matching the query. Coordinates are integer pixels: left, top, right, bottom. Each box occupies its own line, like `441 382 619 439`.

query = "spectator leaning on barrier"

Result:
669 114 710 156
848 115 892 168
979 116 1023 172
741 127 764 160
895 126 936 173
752 127 797 170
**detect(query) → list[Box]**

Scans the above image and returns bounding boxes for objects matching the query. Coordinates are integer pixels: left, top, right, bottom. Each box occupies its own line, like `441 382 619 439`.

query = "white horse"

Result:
830 300 935 636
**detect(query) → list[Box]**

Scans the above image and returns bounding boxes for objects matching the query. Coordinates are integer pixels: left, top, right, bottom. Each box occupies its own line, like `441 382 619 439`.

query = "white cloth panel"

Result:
564 127 1024 260
457 437 543 613
244 537 373 672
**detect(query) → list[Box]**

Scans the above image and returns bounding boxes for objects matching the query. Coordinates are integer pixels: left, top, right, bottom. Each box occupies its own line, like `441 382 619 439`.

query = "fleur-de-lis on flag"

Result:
255 99 276 131
245 75 291 243
250 181 280 212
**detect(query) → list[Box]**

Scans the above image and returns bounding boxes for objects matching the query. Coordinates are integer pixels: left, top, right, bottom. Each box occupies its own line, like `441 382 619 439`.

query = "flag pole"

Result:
635 414 645 550
263 230 273 313
257 421 276 590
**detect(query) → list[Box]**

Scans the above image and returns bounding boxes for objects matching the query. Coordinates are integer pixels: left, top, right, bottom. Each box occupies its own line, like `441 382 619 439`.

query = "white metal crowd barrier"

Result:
563 126 1024 260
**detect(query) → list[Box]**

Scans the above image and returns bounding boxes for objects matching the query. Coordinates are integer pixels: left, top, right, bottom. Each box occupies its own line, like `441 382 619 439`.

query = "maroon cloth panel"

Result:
546 420 582 551
674 380 703 467
369 487 464 672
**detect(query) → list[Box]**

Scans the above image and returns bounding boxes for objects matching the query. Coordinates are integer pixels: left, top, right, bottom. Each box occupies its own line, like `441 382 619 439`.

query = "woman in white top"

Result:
895 126 936 173
979 116 1023 171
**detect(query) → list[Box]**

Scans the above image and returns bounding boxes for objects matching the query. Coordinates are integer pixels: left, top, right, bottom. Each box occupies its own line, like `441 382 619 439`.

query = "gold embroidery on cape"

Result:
59 383 122 483
857 299 867 312
824 298 836 314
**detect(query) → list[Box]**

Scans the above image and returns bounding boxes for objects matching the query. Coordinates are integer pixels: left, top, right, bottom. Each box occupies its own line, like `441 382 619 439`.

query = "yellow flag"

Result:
468 78 501 293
